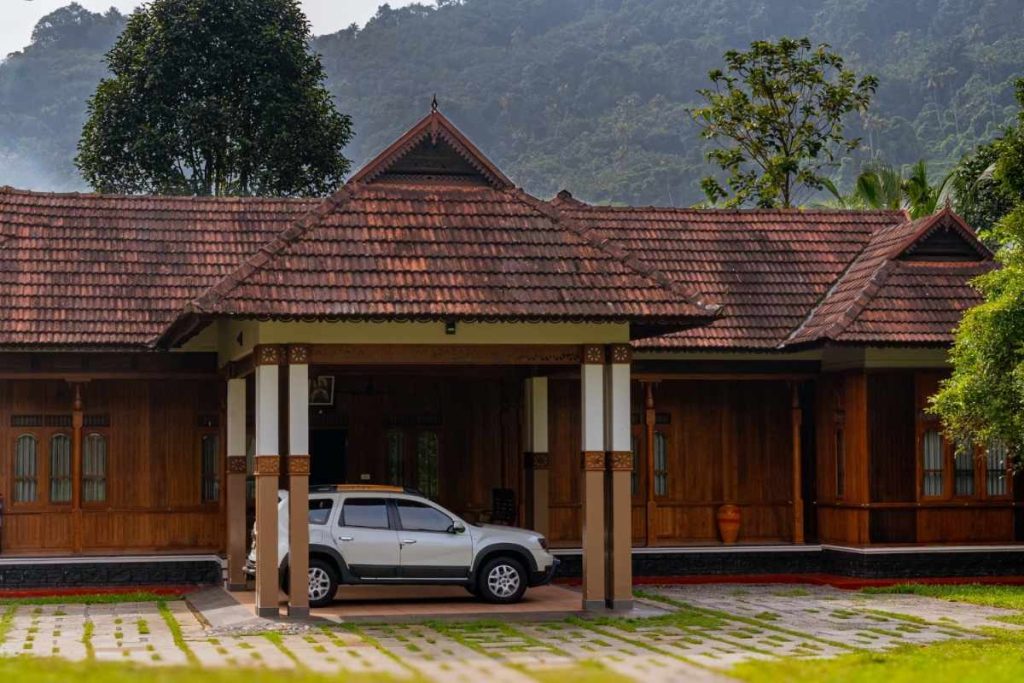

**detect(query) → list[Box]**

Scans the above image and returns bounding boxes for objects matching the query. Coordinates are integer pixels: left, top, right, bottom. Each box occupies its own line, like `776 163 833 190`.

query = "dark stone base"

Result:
0 560 221 589
554 547 1024 580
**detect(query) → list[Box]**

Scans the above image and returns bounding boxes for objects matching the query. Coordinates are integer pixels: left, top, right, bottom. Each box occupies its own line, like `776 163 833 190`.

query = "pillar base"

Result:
582 599 606 611
226 582 248 592
286 606 310 619
606 599 634 612
256 607 280 619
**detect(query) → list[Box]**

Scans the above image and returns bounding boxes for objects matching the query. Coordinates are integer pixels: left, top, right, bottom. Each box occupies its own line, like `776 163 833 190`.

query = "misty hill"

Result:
1 0 1022 205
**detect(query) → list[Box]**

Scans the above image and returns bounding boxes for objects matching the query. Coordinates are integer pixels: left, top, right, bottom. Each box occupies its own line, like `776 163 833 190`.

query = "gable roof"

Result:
554 197 909 349
348 108 514 190
783 209 994 347
0 110 993 353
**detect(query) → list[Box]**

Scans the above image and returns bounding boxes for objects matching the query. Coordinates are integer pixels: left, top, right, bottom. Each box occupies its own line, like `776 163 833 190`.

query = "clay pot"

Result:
716 504 741 544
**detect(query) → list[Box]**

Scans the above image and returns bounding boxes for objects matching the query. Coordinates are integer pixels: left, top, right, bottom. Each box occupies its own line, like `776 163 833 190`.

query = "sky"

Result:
2 1 418 56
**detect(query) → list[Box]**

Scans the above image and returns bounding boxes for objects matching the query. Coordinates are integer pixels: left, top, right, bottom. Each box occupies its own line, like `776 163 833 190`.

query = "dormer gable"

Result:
897 208 992 262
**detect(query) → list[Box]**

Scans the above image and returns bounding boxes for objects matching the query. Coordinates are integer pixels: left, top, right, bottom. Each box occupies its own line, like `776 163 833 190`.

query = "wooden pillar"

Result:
253 345 282 618
286 346 311 617
790 382 805 544
605 345 633 610
524 377 550 536
71 383 84 553
580 345 606 610
644 382 656 547
226 376 248 590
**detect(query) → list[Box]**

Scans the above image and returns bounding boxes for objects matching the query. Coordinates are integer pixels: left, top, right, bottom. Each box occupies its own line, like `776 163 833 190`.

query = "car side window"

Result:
396 499 452 533
340 498 389 529
308 498 333 525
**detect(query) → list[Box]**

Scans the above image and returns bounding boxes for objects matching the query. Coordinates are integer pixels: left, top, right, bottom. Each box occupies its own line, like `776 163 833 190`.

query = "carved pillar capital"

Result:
581 345 604 365
254 344 284 366
526 452 550 470
287 345 311 365
253 455 280 476
607 344 632 364
581 450 605 471
227 456 248 474
285 455 311 476
606 451 633 471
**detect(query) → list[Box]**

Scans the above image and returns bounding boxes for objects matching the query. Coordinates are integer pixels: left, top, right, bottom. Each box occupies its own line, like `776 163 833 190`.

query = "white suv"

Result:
245 485 558 608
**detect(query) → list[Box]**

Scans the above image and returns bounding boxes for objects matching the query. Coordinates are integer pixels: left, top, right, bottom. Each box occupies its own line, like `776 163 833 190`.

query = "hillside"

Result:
1 0 1022 204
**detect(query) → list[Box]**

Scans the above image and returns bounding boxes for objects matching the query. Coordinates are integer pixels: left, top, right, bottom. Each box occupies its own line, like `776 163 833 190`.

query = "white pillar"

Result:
580 346 606 610
286 347 311 617
253 346 281 618
605 345 633 610
225 377 248 590
524 377 550 535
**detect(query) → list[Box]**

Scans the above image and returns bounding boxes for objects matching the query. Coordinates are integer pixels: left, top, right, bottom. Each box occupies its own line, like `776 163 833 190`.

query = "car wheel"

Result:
477 556 527 604
307 558 338 608
465 583 480 597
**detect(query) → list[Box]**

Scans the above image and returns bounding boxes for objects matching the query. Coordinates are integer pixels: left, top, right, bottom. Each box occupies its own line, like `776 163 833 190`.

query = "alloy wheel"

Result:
486 563 521 599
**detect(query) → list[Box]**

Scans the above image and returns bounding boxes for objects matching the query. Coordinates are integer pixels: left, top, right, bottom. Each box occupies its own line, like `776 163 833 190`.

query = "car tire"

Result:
308 558 338 608
465 583 480 597
477 556 528 604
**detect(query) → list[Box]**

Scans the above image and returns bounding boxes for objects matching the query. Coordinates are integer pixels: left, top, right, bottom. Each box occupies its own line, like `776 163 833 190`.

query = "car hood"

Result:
473 523 544 544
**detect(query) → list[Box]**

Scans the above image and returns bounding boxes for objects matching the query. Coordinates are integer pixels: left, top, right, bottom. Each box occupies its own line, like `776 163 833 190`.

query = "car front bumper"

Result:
528 557 560 587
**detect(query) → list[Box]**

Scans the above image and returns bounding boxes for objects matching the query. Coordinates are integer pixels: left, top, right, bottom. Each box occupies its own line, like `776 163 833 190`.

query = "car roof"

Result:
309 484 425 496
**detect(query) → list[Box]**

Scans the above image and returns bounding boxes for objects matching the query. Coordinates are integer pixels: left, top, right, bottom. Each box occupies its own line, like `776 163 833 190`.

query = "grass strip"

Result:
0 605 16 645
0 591 171 606
261 631 304 668
82 618 95 660
157 600 198 666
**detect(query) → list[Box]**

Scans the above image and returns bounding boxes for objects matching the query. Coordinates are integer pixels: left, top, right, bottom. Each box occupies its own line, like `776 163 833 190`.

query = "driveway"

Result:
1 583 1020 682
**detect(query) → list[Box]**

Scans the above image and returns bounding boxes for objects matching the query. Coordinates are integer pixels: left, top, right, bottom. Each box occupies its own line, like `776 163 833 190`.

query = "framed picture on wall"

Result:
309 375 335 406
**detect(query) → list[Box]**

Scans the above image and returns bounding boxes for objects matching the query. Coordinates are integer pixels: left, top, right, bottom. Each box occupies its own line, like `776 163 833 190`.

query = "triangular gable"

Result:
897 208 992 262
348 107 514 190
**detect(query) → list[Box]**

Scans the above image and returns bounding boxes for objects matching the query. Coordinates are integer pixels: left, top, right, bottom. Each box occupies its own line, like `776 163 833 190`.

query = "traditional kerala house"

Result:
0 107 1019 613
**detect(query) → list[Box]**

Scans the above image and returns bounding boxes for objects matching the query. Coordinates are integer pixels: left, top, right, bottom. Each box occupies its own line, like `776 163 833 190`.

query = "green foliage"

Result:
692 37 877 208
2 0 1024 204
933 81 1024 455
823 160 951 218
75 0 352 196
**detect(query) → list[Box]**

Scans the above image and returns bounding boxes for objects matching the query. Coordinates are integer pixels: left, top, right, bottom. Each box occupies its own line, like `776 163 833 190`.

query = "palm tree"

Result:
853 163 905 211
830 161 953 218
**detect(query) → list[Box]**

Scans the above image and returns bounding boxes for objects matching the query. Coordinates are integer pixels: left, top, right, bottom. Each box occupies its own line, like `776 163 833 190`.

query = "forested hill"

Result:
1 0 1022 205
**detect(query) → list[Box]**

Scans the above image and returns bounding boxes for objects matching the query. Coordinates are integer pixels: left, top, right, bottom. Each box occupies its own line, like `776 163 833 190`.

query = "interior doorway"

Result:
310 428 347 487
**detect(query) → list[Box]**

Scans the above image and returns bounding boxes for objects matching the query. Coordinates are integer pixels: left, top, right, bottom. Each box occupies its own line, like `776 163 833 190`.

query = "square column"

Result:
225 376 248 591
605 344 633 610
253 345 281 618
580 345 606 610
286 346 311 617
523 377 550 535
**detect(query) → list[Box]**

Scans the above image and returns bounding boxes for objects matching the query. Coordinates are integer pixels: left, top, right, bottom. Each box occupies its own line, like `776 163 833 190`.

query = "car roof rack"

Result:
308 484 425 496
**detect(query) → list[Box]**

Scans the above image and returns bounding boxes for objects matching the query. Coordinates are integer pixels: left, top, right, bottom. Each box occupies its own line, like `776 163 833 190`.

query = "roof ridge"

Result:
188 185 356 315
513 189 722 316
0 185 319 203
780 216 908 347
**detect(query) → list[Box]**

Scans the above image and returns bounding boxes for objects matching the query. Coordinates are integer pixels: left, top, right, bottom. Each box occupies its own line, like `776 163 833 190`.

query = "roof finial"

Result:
431 94 439 113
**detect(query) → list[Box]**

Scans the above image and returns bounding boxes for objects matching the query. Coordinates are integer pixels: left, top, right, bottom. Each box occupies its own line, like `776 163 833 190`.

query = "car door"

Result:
332 496 401 579
393 497 473 579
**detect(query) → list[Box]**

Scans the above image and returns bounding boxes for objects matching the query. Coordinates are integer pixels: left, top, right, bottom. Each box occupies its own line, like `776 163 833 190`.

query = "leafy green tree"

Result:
691 37 878 208
76 0 352 196
932 79 1024 456
950 139 1018 235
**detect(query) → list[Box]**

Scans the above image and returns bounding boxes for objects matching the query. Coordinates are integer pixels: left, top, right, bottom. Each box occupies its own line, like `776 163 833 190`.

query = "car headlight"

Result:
537 536 549 550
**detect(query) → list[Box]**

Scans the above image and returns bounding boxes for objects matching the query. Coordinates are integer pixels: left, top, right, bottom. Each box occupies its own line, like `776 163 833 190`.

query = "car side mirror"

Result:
450 523 466 534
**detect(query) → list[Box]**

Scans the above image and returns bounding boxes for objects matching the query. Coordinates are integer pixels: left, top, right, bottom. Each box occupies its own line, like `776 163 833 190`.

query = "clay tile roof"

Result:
783 208 994 347
0 187 316 348
557 199 910 350
165 180 720 343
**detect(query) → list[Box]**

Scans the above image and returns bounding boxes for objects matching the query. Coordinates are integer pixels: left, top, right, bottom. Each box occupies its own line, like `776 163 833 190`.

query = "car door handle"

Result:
400 539 417 545
339 536 354 542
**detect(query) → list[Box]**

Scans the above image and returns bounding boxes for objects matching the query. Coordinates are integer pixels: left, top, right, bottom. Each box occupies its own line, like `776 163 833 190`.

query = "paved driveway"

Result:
1 584 1021 682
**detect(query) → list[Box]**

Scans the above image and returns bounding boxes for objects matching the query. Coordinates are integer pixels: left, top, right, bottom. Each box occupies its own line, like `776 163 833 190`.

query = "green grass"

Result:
863 583 1024 611
157 601 197 666
0 657 406 683
530 661 633 683
0 592 172 606
733 584 1024 683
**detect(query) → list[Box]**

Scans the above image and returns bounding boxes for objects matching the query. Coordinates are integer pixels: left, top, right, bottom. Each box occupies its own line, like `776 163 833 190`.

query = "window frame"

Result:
984 439 1012 500
339 497 392 530
392 497 456 534
12 433 41 506
81 430 109 507
199 430 221 505
10 421 74 509
652 428 669 499
48 432 73 505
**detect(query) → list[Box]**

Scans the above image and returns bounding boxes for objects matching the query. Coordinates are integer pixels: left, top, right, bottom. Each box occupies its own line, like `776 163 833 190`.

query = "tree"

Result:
932 79 1024 457
75 0 353 196
691 37 878 208
823 161 952 218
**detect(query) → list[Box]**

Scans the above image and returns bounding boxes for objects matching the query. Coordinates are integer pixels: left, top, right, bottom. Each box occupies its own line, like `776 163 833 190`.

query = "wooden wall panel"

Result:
916 508 1014 544
868 373 916 504
548 378 581 545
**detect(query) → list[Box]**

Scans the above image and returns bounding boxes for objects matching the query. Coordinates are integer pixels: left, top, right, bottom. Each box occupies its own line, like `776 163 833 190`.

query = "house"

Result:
0 107 1018 616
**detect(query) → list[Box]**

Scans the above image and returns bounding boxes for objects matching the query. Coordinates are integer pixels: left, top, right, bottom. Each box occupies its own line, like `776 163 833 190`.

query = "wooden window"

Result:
13 434 38 503
83 432 108 503
835 427 846 498
953 439 975 496
986 439 1009 497
921 429 944 497
416 431 439 500
386 429 405 486
653 431 668 497
200 434 219 503
49 433 72 504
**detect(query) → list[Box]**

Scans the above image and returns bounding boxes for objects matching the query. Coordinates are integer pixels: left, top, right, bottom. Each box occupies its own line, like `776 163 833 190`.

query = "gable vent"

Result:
900 224 987 262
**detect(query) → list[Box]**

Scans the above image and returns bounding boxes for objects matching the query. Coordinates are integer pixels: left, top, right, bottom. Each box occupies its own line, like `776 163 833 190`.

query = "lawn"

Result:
0 656 405 683
732 584 1024 683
